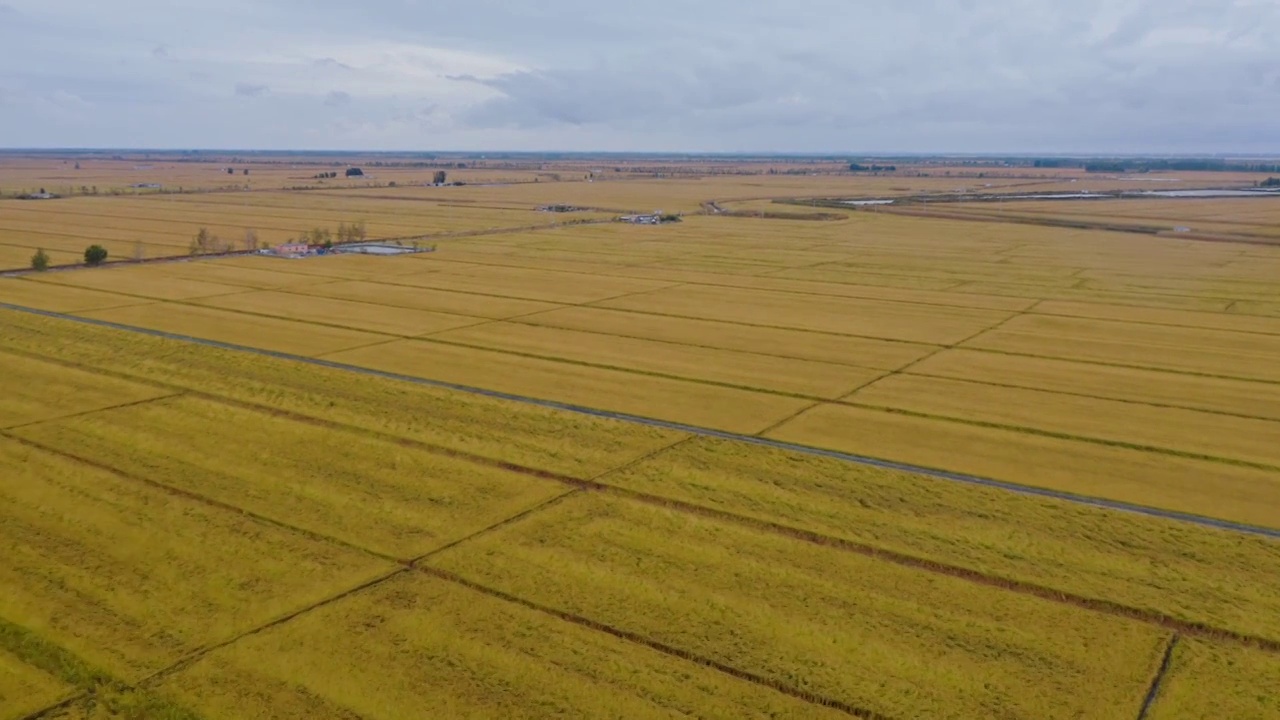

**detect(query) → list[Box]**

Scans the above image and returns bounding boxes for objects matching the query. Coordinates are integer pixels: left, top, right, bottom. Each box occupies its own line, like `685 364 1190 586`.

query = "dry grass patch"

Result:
76 302 390 357
966 313 1280 381
195 290 481 337
1148 639 1280 720
850 373 1280 467
16 396 568 560
599 283 1013 344
431 494 1167 720
602 437 1280 643
768 403 1280 528
0 439 390 678
159 573 847 720
326 339 810 434
434 322 883 397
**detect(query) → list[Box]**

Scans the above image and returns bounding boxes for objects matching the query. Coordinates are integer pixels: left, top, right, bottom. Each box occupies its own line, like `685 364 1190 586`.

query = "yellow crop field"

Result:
0 278 149 313
433 321 884 397
1034 299 1280 335
4 160 1280 719
907 348 1280 421
600 437 1280 643
31 266 251 301
850 373 1280 467
0 439 390 678
158 573 848 720
290 277 561 318
75 302 391 357
768 403 1280 528
195 289 482 337
966 313 1280 381
327 339 810 434
390 263 679 304
0 649 69 720
517 305 933 369
599 282 1015 344
0 308 686 479
15 395 568 560
1148 639 1280 720
431 493 1168 720
0 351 168 429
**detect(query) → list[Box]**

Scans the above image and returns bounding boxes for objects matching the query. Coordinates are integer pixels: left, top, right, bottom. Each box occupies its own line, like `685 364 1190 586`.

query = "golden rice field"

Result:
1 165 1279 718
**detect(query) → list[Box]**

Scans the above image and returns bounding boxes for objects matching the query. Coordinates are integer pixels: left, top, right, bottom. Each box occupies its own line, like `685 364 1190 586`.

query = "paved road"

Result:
3 299 1277 541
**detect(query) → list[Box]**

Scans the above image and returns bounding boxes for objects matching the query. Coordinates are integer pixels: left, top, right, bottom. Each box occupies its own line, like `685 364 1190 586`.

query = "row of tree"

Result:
29 245 107 271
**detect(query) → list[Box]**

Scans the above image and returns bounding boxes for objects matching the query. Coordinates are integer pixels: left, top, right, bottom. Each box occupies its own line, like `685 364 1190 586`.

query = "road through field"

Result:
4 299 1277 541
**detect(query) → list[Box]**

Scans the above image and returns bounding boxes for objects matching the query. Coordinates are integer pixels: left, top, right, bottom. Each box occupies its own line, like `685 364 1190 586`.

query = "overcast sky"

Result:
0 0 1276 153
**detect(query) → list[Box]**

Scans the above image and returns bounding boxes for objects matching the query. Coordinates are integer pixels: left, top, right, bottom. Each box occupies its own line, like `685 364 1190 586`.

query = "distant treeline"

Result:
1031 158 1280 173
848 163 898 172
1261 177 1280 187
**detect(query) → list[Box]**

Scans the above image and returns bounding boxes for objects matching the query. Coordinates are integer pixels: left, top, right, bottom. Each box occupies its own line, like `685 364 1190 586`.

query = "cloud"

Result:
234 82 268 98
0 0 1277 151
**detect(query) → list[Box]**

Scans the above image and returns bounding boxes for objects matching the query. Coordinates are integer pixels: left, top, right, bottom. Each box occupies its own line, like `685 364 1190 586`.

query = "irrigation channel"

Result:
3 300 1278 542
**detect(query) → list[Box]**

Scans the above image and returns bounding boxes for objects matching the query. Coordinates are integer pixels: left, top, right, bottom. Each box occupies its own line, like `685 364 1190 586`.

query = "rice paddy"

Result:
2 160 1279 718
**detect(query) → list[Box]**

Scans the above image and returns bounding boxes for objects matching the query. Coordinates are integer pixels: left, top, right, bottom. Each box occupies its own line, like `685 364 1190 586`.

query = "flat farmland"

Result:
4 167 1280 718
1148 639 1280 719
768 403 1280 528
431 493 1168 720
156 573 848 720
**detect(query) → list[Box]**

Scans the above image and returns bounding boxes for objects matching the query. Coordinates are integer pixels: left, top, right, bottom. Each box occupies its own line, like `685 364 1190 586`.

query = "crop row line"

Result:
5 300 1277 544
1136 634 1181 720
8 353 1280 655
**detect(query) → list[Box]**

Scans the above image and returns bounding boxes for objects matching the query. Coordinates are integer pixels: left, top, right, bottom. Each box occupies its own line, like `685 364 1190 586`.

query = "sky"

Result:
0 0 1277 153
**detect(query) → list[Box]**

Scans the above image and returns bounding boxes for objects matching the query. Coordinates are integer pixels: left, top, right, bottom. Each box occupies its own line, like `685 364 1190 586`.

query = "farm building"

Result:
618 213 664 225
272 242 311 256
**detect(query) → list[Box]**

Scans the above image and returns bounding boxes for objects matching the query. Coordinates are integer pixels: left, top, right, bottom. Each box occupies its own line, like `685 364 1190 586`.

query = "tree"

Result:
243 169 250 176
354 219 367 241
227 167 235 175
345 167 364 177
83 245 108 266
30 248 50 271
133 241 145 261
244 228 259 251
433 170 448 185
